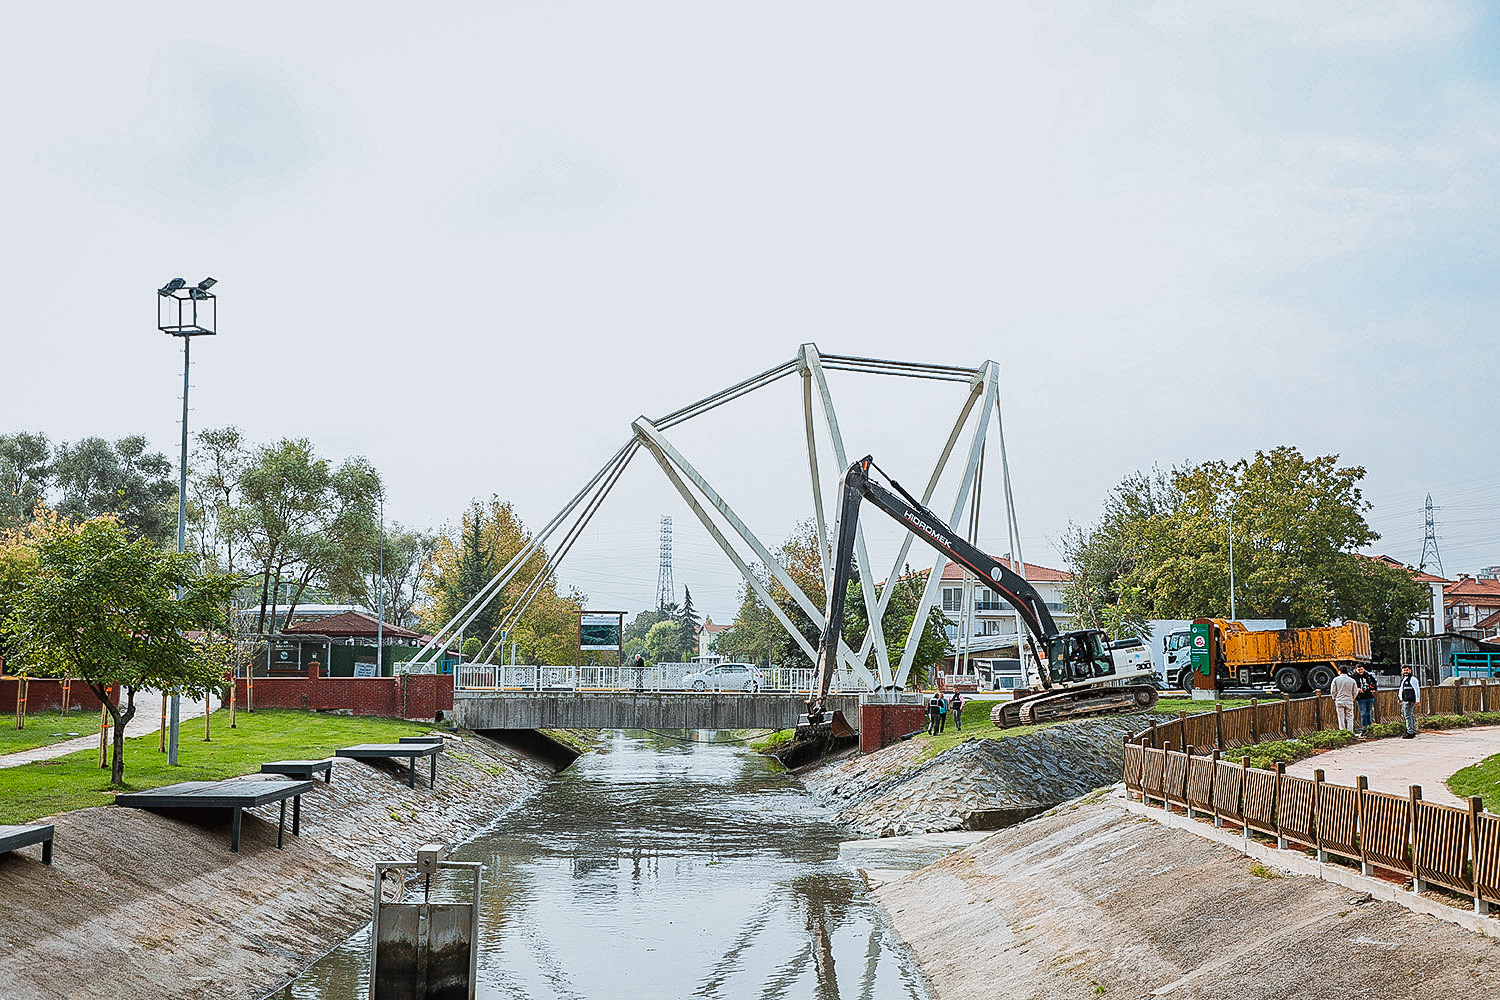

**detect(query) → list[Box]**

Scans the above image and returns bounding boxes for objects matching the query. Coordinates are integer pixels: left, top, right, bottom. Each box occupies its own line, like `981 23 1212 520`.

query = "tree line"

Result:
1060 446 1431 663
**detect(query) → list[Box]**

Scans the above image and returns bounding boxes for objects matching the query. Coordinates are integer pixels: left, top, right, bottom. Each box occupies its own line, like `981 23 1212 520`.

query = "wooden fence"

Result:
1122 742 1500 914
1135 679 1500 753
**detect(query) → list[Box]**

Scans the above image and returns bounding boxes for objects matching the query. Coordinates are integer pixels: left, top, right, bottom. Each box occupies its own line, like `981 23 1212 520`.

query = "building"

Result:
1367 554 1451 637
935 556 1071 684
697 617 731 658
1445 575 1500 636
270 610 428 677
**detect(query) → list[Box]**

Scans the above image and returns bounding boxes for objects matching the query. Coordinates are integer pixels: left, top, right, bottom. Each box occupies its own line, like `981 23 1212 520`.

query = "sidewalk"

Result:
1286 724 1500 807
0 692 212 769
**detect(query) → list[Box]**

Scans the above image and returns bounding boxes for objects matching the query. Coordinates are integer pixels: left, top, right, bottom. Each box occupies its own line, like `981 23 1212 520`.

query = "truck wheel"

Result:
1273 667 1304 694
1307 664 1336 692
1177 670 1194 693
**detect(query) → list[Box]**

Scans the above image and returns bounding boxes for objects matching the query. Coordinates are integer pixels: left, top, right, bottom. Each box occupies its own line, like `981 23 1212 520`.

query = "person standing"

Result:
950 690 965 733
1330 666 1358 732
937 691 949 733
928 690 943 736
1353 664 1377 733
1398 665 1421 738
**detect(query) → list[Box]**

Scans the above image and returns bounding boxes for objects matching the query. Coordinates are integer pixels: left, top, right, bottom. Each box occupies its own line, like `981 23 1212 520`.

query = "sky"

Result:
2 2 1498 625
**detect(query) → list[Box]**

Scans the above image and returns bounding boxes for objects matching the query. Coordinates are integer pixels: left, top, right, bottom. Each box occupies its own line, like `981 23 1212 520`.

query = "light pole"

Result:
158 276 216 765
1226 489 1237 622
375 490 385 676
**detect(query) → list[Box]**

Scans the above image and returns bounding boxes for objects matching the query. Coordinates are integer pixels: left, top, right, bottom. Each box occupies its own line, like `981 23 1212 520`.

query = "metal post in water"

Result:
370 842 482 999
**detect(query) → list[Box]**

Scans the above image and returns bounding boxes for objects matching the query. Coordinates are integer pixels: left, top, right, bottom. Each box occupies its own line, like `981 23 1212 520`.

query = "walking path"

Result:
1286 725 1500 807
0 693 212 769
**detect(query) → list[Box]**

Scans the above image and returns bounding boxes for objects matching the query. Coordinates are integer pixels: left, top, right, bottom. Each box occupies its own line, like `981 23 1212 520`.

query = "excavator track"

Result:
992 684 1159 728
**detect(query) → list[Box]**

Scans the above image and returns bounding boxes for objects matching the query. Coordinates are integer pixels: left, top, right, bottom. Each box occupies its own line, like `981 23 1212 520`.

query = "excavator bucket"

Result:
828 710 856 739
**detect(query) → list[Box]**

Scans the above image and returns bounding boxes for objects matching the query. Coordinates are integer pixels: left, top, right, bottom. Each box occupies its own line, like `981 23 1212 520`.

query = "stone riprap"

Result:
802 714 1167 837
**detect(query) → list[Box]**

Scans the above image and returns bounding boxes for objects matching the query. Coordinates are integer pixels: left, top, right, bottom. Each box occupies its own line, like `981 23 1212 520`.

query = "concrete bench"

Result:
336 742 442 789
116 777 315 853
0 824 54 865
260 759 334 783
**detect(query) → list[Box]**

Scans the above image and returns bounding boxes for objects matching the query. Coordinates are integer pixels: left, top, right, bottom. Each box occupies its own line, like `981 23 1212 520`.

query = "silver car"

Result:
682 662 764 692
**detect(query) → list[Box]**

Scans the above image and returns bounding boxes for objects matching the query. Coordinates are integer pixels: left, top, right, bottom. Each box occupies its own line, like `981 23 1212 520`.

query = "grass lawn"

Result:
0 708 438 825
1448 752 1500 807
0 710 105 755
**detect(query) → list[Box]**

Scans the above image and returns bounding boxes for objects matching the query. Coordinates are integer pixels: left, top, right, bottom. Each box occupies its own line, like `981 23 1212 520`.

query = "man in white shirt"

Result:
1329 667 1359 732
1398 665 1421 738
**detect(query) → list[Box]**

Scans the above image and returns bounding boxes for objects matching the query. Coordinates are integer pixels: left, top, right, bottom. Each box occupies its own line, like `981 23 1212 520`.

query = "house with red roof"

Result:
934 555 1071 679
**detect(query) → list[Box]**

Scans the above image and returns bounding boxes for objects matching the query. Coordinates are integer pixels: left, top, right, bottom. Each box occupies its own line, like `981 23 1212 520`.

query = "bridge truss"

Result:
419 344 1029 695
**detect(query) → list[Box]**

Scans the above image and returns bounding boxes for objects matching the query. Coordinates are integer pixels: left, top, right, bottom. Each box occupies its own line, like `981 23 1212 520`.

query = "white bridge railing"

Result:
454 662 849 695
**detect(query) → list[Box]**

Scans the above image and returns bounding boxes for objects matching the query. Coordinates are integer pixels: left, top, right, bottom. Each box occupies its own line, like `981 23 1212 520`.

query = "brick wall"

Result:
0 678 116 714
860 703 928 754
233 664 453 721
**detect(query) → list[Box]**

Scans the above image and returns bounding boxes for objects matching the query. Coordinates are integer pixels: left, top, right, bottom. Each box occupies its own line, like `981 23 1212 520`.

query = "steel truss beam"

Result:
422 345 1026 695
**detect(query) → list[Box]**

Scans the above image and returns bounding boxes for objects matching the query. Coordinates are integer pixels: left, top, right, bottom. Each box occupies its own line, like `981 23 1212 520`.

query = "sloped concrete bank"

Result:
0 731 556 1000
870 793 1500 1000
802 715 1163 837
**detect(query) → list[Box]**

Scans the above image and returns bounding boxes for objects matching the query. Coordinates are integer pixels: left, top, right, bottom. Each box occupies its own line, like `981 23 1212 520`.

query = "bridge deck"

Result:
454 692 861 731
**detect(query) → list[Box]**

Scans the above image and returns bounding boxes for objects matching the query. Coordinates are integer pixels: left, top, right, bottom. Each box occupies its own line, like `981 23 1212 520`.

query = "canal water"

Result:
281 731 930 999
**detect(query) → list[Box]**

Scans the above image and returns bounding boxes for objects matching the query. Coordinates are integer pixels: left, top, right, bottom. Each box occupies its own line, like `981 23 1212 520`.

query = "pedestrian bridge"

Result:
453 691 862 731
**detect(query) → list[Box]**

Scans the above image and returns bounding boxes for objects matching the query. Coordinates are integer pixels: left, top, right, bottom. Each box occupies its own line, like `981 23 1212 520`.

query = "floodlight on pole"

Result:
157 276 218 766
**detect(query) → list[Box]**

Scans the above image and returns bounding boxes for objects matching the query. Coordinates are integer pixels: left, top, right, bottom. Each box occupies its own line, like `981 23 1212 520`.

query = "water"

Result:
281 731 929 999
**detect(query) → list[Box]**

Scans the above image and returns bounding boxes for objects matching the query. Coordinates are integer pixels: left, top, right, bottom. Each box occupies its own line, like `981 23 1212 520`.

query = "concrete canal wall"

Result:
0 731 554 1000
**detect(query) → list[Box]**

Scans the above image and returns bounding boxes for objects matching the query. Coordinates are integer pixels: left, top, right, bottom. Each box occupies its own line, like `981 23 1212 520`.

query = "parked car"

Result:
682 662 764 692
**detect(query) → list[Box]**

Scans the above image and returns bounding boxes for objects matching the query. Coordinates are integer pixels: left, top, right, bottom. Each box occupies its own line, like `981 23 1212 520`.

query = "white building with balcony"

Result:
934 557 1071 686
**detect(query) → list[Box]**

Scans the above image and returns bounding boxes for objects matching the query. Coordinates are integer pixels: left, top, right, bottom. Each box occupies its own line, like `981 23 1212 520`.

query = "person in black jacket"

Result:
927 691 943 736
950 690 965 732
1353 664 1377 733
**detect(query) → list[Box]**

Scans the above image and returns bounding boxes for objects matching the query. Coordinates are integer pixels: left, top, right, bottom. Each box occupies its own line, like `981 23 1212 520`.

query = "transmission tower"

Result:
1419 493 1444 577
656 515 674 611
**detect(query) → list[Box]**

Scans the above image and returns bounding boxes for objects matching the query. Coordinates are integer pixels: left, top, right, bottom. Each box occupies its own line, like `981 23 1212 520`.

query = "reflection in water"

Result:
281 731 927 1000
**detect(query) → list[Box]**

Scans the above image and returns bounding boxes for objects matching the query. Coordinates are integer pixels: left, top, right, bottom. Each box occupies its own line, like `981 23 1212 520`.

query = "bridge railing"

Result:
454 663 848 694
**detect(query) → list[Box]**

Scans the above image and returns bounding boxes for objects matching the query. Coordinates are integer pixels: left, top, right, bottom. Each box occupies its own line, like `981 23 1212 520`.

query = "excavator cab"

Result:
1045 630 1116 686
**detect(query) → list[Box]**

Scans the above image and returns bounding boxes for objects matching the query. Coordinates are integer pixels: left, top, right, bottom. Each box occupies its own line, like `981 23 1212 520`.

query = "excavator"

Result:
797 456 1158 738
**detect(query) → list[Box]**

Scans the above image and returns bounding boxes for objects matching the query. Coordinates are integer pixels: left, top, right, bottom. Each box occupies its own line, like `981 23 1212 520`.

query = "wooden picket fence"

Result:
1122 742 1500 914
1135 679 1500 753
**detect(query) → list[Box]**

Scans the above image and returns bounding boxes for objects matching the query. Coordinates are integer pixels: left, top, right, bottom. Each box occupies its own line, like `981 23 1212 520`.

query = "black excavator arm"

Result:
807 456 1059 716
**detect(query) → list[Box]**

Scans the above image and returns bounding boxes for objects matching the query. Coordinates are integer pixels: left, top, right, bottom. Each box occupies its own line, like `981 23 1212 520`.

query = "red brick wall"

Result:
860 703 928 754
0 678 116 713
232 666 452 721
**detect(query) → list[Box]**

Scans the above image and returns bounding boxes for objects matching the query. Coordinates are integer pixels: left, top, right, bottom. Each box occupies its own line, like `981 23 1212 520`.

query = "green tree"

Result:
1062 447 1429 657
0 431 52 531
644 619 682 665
678 587 701 659
363 524 438 629
52 435 176 546
5 517 236 784
187 426 248 576
712 567 778 667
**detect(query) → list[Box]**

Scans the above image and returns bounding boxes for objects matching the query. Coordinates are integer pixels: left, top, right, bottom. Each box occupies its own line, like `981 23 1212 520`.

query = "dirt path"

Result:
1286 725 1500 806
0 731 554 1000
871 794 1500 1000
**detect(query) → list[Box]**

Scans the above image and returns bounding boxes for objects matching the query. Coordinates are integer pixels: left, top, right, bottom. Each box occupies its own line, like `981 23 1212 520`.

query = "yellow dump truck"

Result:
1187 618 1372 694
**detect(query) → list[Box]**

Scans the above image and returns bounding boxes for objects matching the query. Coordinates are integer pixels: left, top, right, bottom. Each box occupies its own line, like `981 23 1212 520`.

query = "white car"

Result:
682 662 764 692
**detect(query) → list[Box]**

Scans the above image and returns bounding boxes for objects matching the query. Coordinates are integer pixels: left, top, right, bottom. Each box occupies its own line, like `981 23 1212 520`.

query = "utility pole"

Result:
1227 491 1237 621
158 277 216 766
376 491 385 676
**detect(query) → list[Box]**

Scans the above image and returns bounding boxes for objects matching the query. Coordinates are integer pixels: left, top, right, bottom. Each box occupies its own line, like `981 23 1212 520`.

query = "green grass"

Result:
0 708 437 825
749 729 795 752
1152 696 1259 715
1448 752 1500 807
0 710 104 754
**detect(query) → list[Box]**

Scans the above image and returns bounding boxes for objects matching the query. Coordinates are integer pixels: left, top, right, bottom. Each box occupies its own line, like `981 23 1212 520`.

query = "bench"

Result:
115 777 315 853
0 824 54 865
335 742 442 789
261 759 334 783
399 736 445 745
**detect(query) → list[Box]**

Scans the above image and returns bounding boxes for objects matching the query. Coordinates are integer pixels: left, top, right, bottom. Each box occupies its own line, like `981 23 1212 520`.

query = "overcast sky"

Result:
2 2 1497 624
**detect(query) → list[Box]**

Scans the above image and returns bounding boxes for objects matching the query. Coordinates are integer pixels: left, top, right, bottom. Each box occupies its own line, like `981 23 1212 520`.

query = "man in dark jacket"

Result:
1398 665 1421 738
1353 664 1377 733
950 690 965 732
928 691 943 736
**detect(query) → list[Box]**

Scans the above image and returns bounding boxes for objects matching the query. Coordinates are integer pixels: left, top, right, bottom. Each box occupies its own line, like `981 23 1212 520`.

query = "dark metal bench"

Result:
0 824 54 865
115 777 315 853
260 759 335 783
336 742 442 789
398 736 445 745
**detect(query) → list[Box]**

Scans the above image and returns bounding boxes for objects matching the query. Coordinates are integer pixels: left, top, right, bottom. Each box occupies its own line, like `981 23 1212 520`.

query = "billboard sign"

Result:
580 613 622 651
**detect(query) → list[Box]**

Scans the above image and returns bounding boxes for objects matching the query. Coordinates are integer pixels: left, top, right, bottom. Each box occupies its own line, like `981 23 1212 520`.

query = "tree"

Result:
422 497 584 665
712 567 778 667
187 426 248 576
52 436 176 546
1061 447 1429 658
363 524 438 629
644 619 682 665
5 517 236 784
0 432 52 531
678 587 701 659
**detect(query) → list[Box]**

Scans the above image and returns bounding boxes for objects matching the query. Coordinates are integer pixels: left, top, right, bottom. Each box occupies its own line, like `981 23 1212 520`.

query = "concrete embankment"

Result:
869 792 1500 999
0 731 556 1000
803 715 1159 836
